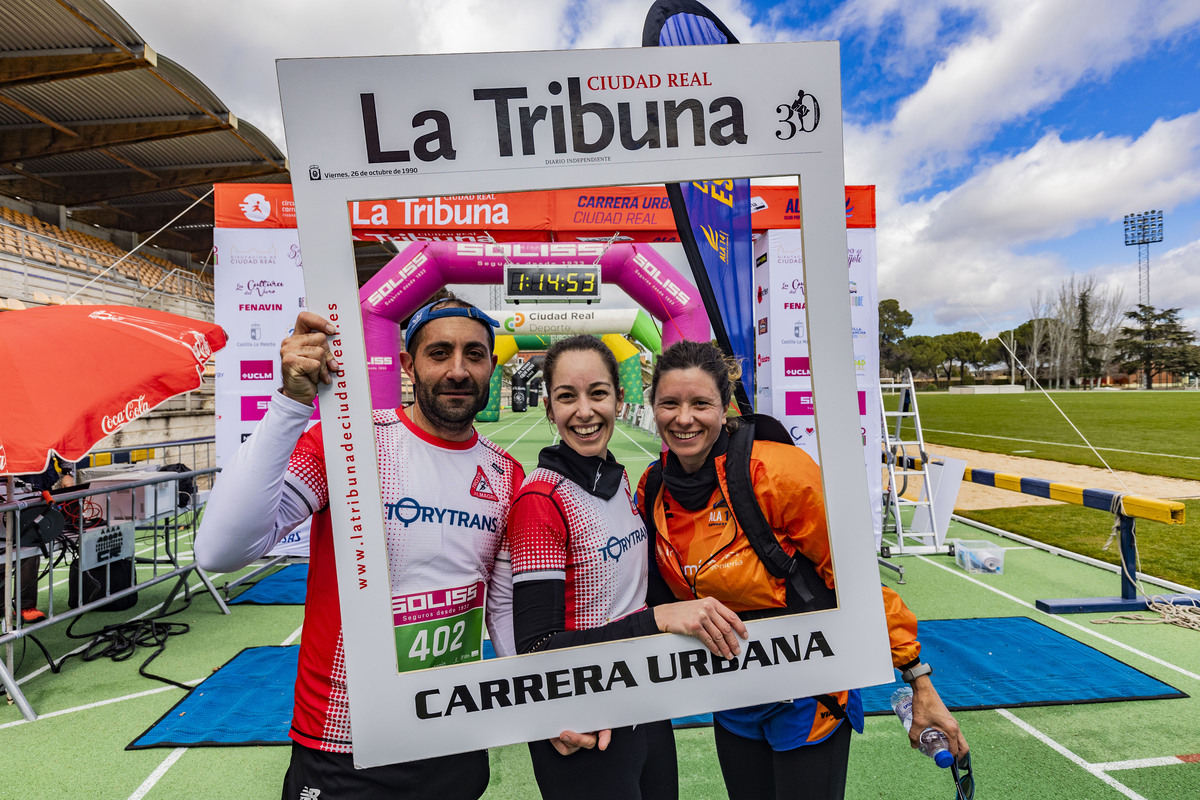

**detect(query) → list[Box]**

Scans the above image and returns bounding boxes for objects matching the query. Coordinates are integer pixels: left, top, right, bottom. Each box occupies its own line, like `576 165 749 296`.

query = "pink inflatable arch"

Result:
359 241 710 408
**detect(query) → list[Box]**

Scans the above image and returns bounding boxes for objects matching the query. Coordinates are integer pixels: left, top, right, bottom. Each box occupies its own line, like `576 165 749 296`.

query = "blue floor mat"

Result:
129 646 298 748
860 616 1186 714
229 565 308 605
128 616 1185 748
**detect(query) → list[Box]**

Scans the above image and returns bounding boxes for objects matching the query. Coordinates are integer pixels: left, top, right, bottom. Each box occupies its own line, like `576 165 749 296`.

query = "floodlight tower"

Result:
1123 210 1163 306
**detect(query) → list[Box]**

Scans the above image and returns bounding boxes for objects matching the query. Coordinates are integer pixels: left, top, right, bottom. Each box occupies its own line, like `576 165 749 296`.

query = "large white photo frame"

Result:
277 42 893 769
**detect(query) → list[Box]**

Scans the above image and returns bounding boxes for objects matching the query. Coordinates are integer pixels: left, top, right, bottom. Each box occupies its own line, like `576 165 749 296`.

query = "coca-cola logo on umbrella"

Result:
102 394 152 434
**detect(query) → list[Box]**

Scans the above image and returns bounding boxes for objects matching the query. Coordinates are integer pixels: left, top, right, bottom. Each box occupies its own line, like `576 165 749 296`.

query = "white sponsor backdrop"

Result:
212 226 313 556
213 227 309 466
278 41 895 767
754 228 883 547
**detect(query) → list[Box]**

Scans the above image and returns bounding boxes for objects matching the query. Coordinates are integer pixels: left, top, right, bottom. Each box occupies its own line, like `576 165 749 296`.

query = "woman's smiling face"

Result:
652 367 727 473
547 349 621 458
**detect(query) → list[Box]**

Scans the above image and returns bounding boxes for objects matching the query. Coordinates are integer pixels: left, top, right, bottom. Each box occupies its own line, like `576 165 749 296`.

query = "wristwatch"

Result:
901 662 933 683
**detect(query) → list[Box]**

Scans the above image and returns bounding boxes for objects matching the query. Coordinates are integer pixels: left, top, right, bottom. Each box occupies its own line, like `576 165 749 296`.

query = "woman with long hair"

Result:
639 339 967 800
507 334 746 800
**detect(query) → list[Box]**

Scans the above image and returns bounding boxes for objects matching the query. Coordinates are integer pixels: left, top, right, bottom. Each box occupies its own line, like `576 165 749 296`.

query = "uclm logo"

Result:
240 360 274 381
784 357 810 378
241 395 273 422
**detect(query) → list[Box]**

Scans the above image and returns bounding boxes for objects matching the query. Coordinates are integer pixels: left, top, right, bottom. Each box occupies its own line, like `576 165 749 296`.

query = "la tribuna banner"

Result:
214 184 876 239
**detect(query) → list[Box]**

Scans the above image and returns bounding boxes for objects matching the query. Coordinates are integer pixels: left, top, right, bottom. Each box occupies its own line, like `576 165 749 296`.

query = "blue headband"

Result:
404 302 499 352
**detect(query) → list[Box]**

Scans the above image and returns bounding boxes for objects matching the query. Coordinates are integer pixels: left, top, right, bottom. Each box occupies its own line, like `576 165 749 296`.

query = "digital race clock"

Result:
504 264 601 303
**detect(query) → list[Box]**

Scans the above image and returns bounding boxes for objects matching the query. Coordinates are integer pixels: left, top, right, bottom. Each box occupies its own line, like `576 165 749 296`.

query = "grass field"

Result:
888 390 1200 481
883 389 1200 589
959 500 1200 590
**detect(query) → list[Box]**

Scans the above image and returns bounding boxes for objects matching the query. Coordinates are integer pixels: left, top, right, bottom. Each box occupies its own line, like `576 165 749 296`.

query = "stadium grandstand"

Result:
0 0 290 322
0 0 295 448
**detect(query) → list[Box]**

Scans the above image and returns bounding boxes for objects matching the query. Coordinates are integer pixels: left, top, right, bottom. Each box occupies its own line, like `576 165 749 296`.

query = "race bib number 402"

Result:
392 581 486 673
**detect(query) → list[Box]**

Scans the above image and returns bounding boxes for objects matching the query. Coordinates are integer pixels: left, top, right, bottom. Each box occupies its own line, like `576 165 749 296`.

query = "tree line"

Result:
879 276 1200 389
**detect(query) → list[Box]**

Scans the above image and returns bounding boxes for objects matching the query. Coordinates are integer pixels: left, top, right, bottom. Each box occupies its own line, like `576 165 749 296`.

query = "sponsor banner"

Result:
279 42 891 768
752 234 773 415
784 356 810 378
213 222 310 470
214 184 298 229
222 183 875 241
755 227 882 544
240 395 273 422
495 308 640 336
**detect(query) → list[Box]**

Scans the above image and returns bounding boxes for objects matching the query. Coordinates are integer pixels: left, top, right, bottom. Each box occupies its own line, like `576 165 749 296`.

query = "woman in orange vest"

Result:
638 340 967 800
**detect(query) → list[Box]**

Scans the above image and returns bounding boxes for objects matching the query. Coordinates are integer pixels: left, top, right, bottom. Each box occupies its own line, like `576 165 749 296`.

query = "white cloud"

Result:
923 111 1200 245
840 0 1200 191
875 108 1200 331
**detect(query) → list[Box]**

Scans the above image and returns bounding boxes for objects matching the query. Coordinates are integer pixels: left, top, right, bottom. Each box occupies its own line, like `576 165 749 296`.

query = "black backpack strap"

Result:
725 417 836 613
815 693 847 720
640 461 677 607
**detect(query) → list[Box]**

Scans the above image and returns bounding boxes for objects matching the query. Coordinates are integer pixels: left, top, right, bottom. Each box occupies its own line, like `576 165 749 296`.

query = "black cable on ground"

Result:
27 579 197 691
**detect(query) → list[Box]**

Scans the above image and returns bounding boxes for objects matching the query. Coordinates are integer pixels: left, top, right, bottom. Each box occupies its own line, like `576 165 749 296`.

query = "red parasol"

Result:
0 304 227 475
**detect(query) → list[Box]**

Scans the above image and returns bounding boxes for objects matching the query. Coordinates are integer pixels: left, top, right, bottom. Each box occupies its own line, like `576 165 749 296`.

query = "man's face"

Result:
400 316 496 438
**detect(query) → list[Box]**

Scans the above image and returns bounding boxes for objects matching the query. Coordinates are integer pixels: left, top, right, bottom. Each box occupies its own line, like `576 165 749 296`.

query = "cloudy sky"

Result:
108 0 1200 337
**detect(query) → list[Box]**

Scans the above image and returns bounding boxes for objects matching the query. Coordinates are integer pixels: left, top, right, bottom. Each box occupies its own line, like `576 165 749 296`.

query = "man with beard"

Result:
197 296 525 800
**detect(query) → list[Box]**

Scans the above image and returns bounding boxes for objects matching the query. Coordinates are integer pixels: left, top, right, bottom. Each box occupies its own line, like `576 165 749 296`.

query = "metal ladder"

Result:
879 369 944 556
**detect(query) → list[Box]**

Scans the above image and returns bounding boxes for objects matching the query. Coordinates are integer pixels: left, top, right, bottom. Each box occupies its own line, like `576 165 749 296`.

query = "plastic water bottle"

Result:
890 686 954 768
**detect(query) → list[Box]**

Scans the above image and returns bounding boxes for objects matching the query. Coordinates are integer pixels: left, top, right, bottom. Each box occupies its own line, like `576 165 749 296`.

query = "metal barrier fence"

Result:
81 436 217 478
1 467 228 721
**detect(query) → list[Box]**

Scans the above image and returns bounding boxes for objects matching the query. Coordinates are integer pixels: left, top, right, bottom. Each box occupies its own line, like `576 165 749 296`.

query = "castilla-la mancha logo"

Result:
102 395 152 434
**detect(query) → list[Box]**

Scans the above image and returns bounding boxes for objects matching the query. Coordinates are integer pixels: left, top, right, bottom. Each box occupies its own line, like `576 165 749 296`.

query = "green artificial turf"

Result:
958 499 1200 590
886 390 1200 480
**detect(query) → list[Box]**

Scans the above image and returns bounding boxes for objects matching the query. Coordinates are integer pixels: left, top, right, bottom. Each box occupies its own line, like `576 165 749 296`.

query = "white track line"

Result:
122 616 305 798
127 748 187 800
0 681 200 730
507 416 551 448
915 555 1200 684
478 416 527 437
615 423 659 460
996 709 1149 800
282 624 303 646
1094 756 1195 771
923 429 1200 461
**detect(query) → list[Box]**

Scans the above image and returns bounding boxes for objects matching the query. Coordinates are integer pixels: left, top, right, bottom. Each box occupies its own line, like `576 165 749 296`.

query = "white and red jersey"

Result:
197 393 522 755
509 462 647 632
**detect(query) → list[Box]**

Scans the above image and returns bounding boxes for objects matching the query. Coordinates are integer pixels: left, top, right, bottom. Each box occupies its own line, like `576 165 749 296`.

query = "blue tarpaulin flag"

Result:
643 0 754 411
